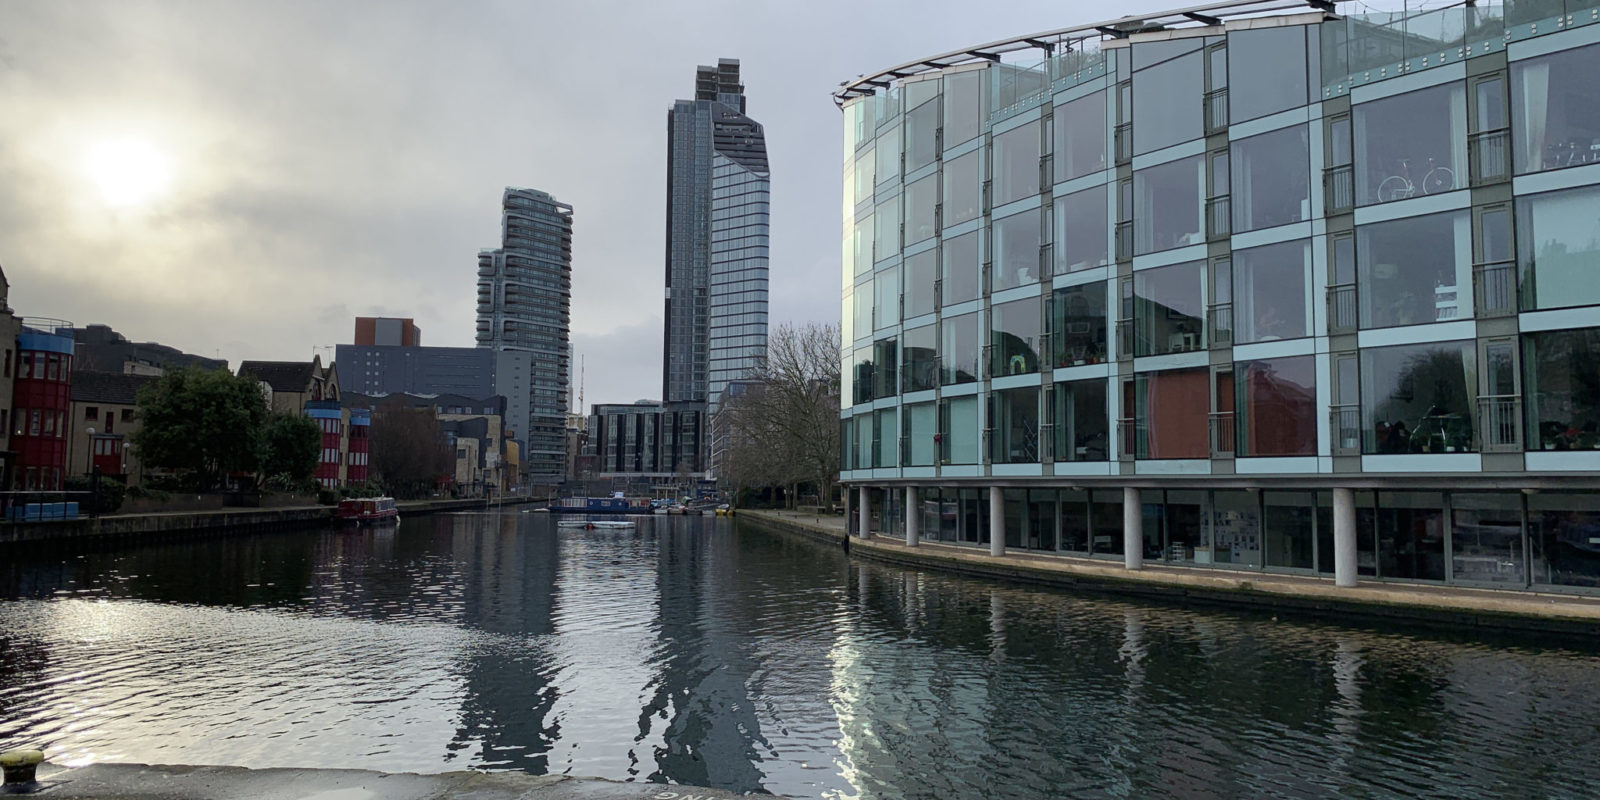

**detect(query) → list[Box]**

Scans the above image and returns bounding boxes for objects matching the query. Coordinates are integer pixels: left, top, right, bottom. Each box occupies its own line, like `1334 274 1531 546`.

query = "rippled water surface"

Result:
2 511 1600 798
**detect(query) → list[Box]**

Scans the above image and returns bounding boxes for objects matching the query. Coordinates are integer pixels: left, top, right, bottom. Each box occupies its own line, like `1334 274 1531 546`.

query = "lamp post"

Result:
84 426 95 477
84 426 99 518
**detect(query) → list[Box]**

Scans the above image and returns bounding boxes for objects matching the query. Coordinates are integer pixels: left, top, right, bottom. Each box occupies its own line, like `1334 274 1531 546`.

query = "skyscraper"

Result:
477 187 572 486
663 59 770 410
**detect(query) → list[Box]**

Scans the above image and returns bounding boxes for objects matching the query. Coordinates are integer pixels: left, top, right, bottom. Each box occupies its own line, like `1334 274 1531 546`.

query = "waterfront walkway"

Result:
741 509 1600 636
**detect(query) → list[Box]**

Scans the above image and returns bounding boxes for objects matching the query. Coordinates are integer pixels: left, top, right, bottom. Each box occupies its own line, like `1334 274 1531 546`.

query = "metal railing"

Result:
1204 89 1229 135
1117 416 1140 461
1114 220 1134 261
1330 404 1362 455
1327 283 1357 334
1473 260 1518 318
1206 194 1231 241
1469 128 1511 186
1207 303 1233 348
1478 394 1522 453
1114 122 1133 164
1209 411 1235 457
1323 164 1354 215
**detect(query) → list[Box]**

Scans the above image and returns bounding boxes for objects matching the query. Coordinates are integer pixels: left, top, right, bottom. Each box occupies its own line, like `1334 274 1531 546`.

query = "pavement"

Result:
12 762 750 800
740 509 1600 634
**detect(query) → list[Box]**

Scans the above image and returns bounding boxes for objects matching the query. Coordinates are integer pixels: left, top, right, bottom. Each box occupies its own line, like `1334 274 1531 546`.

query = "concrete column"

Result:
1123 487 1143 570
1333 487 1358 588
858 486 871 539
904 486 919 547
989 486 1005 556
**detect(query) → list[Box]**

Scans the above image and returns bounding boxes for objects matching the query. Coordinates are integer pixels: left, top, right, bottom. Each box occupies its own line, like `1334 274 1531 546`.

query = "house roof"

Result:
237 360 316 392
70 371 155 405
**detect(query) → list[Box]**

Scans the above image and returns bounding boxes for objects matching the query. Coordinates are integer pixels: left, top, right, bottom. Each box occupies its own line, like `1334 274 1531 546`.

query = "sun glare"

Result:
86 139 172 207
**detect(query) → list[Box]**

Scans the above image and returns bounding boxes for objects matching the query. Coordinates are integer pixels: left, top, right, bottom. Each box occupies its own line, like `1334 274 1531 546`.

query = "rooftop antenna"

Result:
578 354 585 414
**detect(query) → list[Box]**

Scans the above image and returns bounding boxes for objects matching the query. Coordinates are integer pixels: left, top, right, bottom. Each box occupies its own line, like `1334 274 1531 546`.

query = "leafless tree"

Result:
368 399 453 498
721 322 840 510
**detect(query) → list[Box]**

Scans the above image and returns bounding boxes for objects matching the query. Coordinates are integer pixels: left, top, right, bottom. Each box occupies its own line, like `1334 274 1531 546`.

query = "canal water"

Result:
1 512 1598 799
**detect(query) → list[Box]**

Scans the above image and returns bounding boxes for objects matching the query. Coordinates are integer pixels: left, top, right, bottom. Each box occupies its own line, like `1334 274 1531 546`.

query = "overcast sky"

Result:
0 0 1171 406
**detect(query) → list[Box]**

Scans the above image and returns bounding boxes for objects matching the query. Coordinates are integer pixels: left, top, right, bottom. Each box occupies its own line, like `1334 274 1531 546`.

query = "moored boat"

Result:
336 497 400 525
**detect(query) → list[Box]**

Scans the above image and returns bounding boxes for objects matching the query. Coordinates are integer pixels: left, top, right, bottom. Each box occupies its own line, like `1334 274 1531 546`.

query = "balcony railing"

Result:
1469 128 1511 186
1207 303 1233 348
1209 411 1235 457
1330 404 1361 455
1114 122 1133 164
1204 89 1228 135
1114 220 1134 261
1473 260 1518 318
1327 283 1357 334
1206 194 1231 241
1478 394 1522 453
1115 318 1135 360
1117 416 1140 461
1323 164 1354 215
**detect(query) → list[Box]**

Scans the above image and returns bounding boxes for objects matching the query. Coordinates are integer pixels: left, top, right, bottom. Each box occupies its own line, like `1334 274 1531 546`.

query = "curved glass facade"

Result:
838 1 1600 593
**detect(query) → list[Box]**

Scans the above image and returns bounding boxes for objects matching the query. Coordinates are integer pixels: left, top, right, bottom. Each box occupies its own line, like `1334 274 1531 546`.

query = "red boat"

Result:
335 497 400 525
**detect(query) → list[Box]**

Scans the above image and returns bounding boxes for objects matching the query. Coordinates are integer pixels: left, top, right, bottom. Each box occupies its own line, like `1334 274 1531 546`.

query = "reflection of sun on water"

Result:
85 139 172 207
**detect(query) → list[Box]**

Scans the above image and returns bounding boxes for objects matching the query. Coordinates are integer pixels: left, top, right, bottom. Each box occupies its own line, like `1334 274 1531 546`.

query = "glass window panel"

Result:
1236 355 1317 456
874 197 900 262
991 210 1043 291
1054 378 1108 461
992 120 1041 207
1523 327 1600 451
940 394 980 464
1264 491 1316 570
904 175 938 246
1090 489 1124 556
1135 368 1210 459
943 70 985 152
1132 48 1203 155
940 312 979 385
840 350 852 410
905 78 939 111
991 297 1041 376
1054 91 1108 182
1511 42 1600 175
902 324 938 394
943 151 981 228
876 126 901 186
941 231 980 306
854 148 875 206
1516 184 1600 311
872 336 896 403
852 344 874 405
1480 206 1512 263
902 250 937 319
1356 211 1470 328
1134 155 1205 255
1354 82 1465 204
873 266 898 330
905 401 937 466
990 386 1040 463
1051 281 1108 367
1360 341 1477 454
1451 492 1525 585
1529 492 1600 588
1163 489 1206 564
1227 26 1308 123
1054 185 1109 273
1329 117 1351 166
1057 489 1089 552
1133 260 1205 357
1209 490 1261 568
906 98 940 174
1231 126 1311 233
1332 234 1355 285
875 407 898 467
853 214 874 278
855 413 873 469
1233 239 1310 343
1376 491 1446 581
852 279 873 339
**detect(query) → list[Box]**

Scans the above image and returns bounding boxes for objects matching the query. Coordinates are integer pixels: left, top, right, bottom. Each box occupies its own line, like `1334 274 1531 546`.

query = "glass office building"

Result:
837 0 1600 593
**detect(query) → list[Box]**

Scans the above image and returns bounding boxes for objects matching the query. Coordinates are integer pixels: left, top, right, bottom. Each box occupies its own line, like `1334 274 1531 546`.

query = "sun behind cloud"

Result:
84 138 173 207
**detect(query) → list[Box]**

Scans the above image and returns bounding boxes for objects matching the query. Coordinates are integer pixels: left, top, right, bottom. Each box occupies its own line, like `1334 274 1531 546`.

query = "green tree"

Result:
260 411 320 488
132 367 268 489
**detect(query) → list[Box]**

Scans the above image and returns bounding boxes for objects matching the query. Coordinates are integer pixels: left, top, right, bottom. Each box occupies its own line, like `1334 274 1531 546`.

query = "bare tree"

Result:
368 399 454 498
721 322 840 510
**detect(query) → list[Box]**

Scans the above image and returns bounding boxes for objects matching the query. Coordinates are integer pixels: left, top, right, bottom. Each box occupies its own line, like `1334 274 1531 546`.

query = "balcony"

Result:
1323 164 1354 215
1330 404 1361 455
1327 283 1357 334
1114 220 1133 261
1478 394 1522 453
1205 194 1231 241
1114 122 1132 164
1473 260 1517 318
1209 411 1235 457
1207 303 1233 348
1115 318 1134 360
1469 128 1511 186
1117 416 1140 461
1203 88 1228 135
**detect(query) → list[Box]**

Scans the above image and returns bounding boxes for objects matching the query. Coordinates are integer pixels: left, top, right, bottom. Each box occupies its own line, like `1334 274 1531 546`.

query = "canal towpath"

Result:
739 508 1600 636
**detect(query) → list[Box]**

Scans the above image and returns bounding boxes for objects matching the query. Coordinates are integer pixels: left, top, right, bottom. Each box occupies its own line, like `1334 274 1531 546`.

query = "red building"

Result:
347 407 370 484
12 318 76 490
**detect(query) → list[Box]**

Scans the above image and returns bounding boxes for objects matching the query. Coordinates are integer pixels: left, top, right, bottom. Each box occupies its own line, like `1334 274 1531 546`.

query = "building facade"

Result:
838 0 1600 594
589 401 705 486
12 318 75 490
663 59 771 411
335 342 532 451
353 317 422 347
477 187 572 486
67 371 153 485
239 357 351 488
71 324 227 375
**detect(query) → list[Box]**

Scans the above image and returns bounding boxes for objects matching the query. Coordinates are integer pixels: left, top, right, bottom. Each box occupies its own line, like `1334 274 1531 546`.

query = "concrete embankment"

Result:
0 497 535 547
18 761 748 800
739 509 1600 637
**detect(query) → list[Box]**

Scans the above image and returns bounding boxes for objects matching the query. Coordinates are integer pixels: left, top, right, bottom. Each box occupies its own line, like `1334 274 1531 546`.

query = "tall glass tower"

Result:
663 58 770 409
476 187 572 486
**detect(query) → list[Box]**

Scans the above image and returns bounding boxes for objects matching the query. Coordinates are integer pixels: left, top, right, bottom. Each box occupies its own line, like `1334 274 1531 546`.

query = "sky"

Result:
0 0 1172 407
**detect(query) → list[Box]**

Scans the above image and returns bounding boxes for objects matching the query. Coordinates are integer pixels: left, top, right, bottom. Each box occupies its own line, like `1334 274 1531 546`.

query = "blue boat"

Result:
547 495 644 514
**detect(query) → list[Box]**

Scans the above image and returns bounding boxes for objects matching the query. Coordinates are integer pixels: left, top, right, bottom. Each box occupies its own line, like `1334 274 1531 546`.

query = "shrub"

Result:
64 475 127 514
316 488 339 506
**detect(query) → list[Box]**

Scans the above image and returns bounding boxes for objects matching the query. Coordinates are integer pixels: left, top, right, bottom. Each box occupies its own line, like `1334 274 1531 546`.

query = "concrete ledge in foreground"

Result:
21 761 754 800
738 509 1600 637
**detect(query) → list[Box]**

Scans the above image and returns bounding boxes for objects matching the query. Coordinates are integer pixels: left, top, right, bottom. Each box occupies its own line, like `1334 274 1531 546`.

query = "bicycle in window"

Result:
1376 157 1454 203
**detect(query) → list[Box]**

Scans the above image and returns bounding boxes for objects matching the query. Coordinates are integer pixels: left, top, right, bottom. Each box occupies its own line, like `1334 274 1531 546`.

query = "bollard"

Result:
1 749 44 787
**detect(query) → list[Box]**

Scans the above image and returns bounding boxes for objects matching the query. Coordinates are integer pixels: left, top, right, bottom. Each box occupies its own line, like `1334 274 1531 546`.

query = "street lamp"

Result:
85 426 95 477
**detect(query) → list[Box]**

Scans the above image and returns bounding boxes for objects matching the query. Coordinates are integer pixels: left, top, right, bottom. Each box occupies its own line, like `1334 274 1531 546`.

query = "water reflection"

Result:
1 513 1599 799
